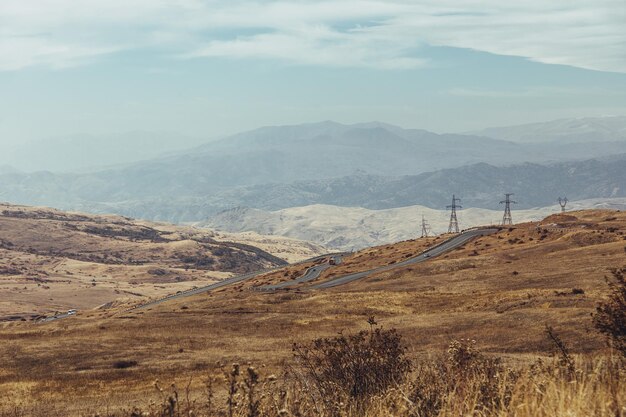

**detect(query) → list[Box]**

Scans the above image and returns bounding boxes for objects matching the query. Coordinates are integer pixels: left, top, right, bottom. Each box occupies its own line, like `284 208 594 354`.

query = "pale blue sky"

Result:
1 0 625 143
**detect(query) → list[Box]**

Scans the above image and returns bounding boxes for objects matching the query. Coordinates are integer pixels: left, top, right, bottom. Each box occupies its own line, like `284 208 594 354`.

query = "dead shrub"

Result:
292 318 411 412
410 339 514 417
545 325 575 377
113 360 138 369
594 267 626 358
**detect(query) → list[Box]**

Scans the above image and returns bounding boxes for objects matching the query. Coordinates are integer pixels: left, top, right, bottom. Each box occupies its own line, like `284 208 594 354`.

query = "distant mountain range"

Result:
3 155 622 224
4 115 624 173
469 116 626 143
0 119 624 223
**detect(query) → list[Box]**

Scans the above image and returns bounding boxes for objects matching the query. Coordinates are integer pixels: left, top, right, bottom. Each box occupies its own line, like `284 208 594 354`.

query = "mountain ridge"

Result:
0 120 624 223
469 115 626 143
199 198 626 250
2 155 623 224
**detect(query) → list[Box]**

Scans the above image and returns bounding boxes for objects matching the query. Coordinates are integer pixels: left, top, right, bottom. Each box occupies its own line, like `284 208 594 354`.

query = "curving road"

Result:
127 253 347 311
130 228 498 307
39 311 76 323
258 255 343 291
310 228 499 289
38 229 498 319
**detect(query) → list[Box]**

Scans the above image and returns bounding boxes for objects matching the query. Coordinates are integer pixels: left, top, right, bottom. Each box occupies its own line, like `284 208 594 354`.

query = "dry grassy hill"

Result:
0 204 326 320
0 209 624 413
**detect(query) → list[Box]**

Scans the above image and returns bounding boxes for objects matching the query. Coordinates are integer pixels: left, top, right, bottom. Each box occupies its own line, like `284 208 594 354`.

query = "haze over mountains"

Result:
470 116 626 143
0 131 209 173
0 116 624 224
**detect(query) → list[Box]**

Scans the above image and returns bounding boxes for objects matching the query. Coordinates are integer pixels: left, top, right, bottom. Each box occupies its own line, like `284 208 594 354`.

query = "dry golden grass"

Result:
0 208 624 414
248 235 443 289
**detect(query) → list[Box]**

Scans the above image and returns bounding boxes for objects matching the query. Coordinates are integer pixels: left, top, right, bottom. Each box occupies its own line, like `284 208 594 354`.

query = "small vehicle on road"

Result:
67 309 77 315
423 253 431 258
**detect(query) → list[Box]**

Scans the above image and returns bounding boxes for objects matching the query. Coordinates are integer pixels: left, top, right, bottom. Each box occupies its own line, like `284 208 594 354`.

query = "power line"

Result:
420 215 430 237
446 195 462 233
500 193 517 225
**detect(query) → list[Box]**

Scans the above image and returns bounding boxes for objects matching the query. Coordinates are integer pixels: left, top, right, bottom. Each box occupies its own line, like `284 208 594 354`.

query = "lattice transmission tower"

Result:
500 193 517 225
420 215 431 237
446 195 462 233
558 197 568 212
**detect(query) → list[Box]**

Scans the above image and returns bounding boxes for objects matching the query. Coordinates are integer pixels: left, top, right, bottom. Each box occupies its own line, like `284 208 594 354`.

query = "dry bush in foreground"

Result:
409 338 516 417
4 327 623 417
291 317 411 413
89 348 625 417
594 267 626 358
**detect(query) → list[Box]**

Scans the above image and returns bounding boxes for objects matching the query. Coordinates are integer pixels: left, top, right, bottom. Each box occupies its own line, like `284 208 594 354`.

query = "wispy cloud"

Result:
0 0 624 72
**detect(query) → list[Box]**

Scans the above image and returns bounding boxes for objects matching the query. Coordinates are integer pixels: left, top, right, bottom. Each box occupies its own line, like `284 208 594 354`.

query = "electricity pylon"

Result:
500 193 517 225
421 215 430 237
558 197 568 212
446 195 462 233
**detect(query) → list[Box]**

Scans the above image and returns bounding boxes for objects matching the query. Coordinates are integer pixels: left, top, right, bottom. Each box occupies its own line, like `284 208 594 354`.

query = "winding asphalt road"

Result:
258 255 344 291
310 228 499 289
120 228 498 309
38 228 498 320
39 311 76 323
127 253 346 311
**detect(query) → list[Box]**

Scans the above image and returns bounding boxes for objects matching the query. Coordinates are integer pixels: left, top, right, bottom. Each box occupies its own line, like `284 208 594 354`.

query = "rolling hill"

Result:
201 198 626 250
1 209 624 412
0 204 325 319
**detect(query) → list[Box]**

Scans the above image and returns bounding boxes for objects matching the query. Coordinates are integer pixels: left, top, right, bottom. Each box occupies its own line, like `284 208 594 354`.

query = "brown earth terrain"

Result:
0 204 324 320
0 208 624 413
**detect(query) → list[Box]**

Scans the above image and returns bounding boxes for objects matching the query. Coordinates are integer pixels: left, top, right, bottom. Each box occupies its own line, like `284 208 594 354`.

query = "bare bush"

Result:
3 328 624 417
594 267 626 358
410 339 514 417
291 319 411 412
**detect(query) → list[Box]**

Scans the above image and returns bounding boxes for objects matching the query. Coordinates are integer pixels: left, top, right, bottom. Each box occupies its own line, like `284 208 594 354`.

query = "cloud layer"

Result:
1 0 624 72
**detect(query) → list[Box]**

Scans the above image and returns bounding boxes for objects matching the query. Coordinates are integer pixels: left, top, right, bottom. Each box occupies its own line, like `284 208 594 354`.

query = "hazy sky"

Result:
1 0 626 144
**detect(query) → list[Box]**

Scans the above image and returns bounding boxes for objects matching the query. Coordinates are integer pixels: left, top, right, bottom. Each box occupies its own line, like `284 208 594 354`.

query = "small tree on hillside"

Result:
593 267 626 358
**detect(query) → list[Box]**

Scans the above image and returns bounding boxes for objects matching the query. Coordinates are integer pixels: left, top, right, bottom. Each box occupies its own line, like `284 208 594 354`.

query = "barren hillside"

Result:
0 209 623 411
0 204 324 320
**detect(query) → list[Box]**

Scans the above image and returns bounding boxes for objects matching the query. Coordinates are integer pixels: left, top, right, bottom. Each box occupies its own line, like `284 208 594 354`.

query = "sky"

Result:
1 0 626 144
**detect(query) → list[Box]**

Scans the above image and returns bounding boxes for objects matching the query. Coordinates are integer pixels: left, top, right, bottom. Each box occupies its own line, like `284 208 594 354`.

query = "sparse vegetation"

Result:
594 267 626 358
113 360 139 369
4 326 623 417
291 318 411 411
1 209 626 414
0 203 290 318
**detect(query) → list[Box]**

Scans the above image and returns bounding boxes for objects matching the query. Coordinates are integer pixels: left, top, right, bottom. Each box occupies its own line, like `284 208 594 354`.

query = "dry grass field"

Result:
0 208 624 415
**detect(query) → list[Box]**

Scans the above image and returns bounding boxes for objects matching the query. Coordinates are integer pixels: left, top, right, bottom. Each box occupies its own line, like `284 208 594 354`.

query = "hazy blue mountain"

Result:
469 116 626 143
199 155 625 212
18 155 622 223
75 121 625 198
0 131 209 173
0 121 625 222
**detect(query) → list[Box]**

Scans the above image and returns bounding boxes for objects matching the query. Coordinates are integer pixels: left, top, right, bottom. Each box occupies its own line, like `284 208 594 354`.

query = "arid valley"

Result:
1 206 624 415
